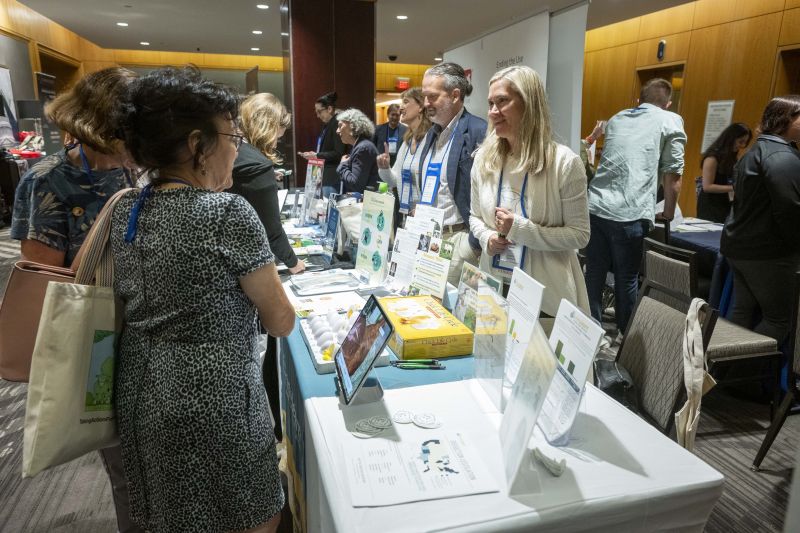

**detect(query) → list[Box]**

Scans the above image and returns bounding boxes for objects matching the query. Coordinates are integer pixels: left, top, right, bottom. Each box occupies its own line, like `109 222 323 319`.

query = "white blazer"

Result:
469 143 590 316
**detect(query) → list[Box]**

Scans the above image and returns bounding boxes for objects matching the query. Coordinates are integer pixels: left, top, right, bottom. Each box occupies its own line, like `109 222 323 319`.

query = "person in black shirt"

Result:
720 96 800 343
696 122 751 223
299 91 347 199
231 93 305 274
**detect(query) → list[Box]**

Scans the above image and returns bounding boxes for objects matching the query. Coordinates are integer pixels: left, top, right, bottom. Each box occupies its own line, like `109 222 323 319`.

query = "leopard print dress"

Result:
110 187 284 533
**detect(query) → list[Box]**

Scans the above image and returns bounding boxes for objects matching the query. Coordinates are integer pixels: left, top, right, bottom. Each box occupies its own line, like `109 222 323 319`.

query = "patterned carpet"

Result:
0 227 797 531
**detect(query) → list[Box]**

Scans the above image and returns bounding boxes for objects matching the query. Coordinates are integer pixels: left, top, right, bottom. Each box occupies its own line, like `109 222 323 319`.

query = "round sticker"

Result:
362 228 372 246
377 211 386 231
371 251 382 271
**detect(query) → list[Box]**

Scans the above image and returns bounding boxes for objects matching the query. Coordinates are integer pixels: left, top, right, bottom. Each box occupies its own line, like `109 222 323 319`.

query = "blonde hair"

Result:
474 66 555 178
240 93 291 164
400 87 432 145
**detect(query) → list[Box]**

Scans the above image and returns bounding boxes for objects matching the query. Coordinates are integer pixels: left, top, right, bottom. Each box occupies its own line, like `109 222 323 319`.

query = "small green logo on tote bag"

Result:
85 330 116 412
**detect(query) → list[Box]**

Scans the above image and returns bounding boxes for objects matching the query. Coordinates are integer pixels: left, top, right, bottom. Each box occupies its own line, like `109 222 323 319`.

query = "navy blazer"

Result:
373 122 407 166
417 108 487 250
337 137 380 194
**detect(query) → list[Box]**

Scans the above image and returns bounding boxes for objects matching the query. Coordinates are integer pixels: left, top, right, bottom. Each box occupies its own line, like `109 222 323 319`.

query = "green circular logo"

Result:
377 211 386 231
362 228 372 246
372 251 382 271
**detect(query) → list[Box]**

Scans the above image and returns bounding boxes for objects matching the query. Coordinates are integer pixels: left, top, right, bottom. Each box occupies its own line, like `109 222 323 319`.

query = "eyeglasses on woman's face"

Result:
218 132 245 150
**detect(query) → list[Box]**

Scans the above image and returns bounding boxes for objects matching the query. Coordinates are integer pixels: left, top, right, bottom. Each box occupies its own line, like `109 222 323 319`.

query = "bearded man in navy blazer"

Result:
418 62 487 285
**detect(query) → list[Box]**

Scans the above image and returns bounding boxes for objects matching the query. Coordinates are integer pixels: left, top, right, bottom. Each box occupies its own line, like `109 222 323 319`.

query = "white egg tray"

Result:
300 313 391 374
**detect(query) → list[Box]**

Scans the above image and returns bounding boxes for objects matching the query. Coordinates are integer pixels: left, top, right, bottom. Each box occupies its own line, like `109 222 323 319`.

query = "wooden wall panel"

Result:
638 3 695 40
693 0 785 29
679 12 783 212
788 0 800 10
581 43 638 137
636 31 691 67
585 17 641 52
780 8 800 46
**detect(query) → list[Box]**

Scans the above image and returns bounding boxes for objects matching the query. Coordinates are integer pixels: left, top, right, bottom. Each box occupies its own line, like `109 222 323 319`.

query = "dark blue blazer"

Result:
373 122 407 166
336 137 379 194
417 108 487 250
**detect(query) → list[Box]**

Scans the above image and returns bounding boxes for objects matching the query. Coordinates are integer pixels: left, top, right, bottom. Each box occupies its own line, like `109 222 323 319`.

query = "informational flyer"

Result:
413 205 445 254
701 100 735 153
499 324 557 493
386 228 419 290
503 268 545 390
404 215 435 253
355 191 395 284
342 432 500 507
409 252 450 299
537 299 604 445
300 159 324 224
453 263 502 331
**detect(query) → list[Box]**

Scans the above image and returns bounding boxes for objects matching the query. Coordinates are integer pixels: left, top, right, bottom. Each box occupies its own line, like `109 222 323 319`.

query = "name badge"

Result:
388 136 398 155
492 242 526 273
400 169 413 213
420 162 442 205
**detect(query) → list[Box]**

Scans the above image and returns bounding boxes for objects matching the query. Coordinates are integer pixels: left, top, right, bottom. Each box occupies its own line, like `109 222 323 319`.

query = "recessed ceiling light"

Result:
257 4 269 8
281 32 289 36
140 41 150 46
251 47 260 51
252 30 263 35
434 57 442 61
396 15 408 20
116 22 129 27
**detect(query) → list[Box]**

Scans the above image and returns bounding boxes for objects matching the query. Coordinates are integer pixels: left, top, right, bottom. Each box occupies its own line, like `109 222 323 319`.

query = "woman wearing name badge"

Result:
111 67 295 533
695 122 752 223
377 87 433 216
299 91 347 199
336 108 380 194
470 65 590 316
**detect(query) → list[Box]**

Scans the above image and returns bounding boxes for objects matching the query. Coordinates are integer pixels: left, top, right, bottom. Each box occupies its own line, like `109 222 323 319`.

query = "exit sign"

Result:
395 77 410 90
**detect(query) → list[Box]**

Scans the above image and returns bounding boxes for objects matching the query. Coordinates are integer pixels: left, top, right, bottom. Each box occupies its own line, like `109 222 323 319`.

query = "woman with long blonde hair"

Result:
470 65 590 315
377 87 433 213
230 92 305 274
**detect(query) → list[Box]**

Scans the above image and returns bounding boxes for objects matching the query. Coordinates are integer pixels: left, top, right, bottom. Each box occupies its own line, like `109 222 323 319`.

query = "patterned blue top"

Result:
11 149 130 266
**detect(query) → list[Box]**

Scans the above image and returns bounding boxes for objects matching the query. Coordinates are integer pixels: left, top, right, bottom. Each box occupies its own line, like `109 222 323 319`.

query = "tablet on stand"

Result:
333 295 394 407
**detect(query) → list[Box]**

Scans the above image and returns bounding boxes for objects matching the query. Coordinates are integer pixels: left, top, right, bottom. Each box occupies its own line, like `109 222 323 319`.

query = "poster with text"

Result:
355 191 395 284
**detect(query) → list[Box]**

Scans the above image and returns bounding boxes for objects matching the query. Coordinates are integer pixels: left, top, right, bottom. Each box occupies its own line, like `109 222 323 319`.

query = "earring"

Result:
200 159 207 176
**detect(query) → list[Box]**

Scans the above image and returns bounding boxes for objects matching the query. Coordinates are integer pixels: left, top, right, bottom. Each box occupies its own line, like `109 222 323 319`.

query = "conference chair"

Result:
752 271 800 471
615 280 716 435
641 238 782 417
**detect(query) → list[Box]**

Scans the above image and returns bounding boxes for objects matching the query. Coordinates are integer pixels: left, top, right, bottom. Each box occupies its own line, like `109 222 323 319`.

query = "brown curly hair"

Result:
44 67 137 154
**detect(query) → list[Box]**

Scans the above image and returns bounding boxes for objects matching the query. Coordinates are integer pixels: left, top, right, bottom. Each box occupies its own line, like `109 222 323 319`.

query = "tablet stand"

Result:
336 374 385 406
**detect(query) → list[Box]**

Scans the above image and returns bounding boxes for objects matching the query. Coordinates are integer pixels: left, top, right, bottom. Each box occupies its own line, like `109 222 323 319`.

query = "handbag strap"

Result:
75 188 136 286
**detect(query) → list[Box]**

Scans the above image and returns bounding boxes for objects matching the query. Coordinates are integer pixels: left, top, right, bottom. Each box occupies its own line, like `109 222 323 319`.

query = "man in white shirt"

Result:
419 62 488 285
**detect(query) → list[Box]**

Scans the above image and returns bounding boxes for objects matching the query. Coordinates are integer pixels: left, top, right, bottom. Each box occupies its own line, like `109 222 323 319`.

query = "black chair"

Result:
752 271 800 471
615 280 717 435
641 238 783 418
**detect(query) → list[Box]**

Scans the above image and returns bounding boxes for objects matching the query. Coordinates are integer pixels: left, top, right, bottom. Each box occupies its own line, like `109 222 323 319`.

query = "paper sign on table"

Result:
413 205 445 254
355 191 395 284
386 228 419 291
499 323 557 495
453 263 502 331
300 159 324 224
342 431 499 507
503 268 545 401
537 299 604 445
409 252 450 299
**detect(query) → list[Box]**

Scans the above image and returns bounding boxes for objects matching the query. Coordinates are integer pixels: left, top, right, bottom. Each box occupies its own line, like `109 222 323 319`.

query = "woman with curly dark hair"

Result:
110 66 294 533
696 122 751 222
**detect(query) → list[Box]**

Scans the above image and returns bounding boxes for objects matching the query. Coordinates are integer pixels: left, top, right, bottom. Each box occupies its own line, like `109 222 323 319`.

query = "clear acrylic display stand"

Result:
336 374 385 407
473 282 509 413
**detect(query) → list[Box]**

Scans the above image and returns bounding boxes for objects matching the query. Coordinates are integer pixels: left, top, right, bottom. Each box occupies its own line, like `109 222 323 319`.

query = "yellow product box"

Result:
379 295 474 360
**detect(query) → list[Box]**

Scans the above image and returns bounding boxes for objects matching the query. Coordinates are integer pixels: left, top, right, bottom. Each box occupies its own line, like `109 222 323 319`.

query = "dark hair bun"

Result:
317 91 337 107
464 83 473 97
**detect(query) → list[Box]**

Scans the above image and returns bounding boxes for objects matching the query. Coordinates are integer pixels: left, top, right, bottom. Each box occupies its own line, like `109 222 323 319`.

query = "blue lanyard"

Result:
316 125 327 153
496 169 529 218
400 139 420 172
423 126 458 176
70 142 134 189
125 178 192 243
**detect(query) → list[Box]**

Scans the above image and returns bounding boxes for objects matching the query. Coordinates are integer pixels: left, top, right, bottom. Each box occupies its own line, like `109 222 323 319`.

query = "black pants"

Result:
262 334 283 441
729 255 800 345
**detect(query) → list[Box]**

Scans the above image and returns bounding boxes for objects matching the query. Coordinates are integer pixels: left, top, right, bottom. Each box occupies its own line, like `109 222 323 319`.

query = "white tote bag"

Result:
23 189 131 478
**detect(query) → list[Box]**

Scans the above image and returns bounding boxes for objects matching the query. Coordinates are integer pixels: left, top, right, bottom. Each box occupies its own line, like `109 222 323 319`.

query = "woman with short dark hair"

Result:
112 66 294 533
299 91 347 198
696 122 752 222
721 95 800 344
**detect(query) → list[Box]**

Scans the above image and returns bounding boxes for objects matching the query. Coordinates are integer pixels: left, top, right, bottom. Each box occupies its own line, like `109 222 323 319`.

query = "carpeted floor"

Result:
0 226 797 532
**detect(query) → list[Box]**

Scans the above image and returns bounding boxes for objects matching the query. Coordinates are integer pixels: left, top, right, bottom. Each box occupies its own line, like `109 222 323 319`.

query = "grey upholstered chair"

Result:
641 238 782 415
752 271 800 471
615 281 716 434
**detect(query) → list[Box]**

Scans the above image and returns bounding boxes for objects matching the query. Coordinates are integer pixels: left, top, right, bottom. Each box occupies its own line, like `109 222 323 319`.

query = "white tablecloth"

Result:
304 380 723 532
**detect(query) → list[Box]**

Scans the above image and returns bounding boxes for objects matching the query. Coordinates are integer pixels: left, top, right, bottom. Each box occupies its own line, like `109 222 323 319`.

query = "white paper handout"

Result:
503 268 545 393
386 228 419 290
343 432 500 507
409 252 450 299
499 323 557 495
537 299 604 445
412 205 445 237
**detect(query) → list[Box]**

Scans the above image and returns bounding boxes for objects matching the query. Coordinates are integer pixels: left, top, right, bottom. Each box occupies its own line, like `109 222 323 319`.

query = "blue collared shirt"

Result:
588 103 686 224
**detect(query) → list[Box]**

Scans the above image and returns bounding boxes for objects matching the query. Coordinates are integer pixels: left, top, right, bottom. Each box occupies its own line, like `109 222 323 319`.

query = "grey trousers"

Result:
98 445 145 533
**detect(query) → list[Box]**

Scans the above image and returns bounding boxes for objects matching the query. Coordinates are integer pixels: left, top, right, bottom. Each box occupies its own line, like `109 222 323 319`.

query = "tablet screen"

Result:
334 296 393 404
